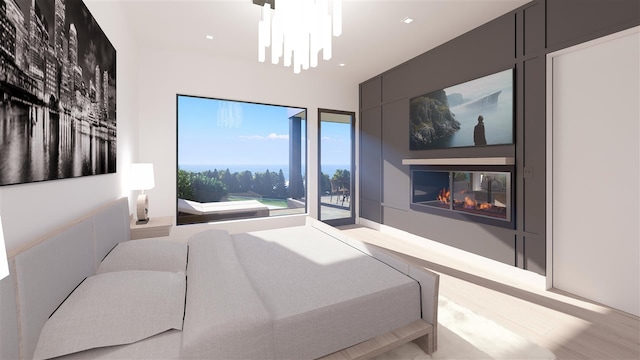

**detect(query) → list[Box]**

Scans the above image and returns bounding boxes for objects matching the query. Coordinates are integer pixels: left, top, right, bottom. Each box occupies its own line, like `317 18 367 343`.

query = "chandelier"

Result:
256 0 342 74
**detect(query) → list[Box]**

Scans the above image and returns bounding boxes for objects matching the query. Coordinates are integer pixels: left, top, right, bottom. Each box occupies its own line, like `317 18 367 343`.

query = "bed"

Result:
4 197 438 359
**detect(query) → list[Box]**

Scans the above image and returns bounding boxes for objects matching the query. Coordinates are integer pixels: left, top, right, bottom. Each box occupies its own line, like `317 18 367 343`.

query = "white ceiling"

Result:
117 0 530 84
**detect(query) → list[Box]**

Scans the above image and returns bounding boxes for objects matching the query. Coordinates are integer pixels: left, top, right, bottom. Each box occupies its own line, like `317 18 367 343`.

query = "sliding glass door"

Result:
318 109 355 225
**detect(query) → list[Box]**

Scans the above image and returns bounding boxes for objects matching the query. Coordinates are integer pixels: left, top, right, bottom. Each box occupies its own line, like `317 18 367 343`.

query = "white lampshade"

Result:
0 216 9 281
130 163 155 191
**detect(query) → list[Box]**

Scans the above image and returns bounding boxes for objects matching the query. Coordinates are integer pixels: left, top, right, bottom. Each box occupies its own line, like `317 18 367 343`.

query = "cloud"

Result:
267 133 289 139
239 133 289 140
321 136 344 143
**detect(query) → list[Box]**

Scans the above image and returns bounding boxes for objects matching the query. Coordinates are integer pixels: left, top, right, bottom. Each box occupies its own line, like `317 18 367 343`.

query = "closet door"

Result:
549 27 639 316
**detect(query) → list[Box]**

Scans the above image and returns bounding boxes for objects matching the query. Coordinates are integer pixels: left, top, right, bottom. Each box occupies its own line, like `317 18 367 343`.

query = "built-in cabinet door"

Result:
548 27 639 316
359 106 382 223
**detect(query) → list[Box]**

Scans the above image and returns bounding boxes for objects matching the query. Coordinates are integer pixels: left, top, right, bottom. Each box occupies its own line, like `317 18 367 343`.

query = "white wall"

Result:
548 27 639 316
135 47 358 235
0 1 139 253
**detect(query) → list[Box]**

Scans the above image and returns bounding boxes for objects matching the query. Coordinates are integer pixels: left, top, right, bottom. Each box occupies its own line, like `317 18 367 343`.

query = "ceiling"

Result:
116 0 530 84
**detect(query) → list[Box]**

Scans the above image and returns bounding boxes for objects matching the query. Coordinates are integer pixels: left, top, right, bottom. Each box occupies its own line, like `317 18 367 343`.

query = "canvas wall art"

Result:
0 0 116 186
410 69 513 150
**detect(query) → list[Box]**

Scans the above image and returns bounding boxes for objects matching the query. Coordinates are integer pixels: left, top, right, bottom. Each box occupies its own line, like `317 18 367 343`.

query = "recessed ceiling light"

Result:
338 63 346 67
401 17 414 24
205 35 214 40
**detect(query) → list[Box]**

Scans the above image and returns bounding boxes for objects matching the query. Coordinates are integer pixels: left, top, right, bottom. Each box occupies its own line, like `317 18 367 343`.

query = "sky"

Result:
320 121 351 166
445 68 512 102
178 95 351 167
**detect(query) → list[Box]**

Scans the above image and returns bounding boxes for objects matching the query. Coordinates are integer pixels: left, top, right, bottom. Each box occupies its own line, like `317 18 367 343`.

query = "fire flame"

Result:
438 188 496 211
464 196 476 209
462 197 494 209
438 188 451 203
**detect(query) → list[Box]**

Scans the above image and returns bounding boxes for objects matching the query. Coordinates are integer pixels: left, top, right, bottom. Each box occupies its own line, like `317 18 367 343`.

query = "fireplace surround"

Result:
410 165 515 229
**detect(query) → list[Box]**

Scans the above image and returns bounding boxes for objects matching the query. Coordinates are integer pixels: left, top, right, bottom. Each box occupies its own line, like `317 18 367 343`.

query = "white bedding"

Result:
33 271 186 360
183 226 422 359
182 229 275 359
30 224 423 360
97 239 187 274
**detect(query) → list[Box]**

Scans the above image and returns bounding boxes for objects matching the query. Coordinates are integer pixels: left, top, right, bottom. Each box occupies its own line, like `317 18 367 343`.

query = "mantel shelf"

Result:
401 157 515 166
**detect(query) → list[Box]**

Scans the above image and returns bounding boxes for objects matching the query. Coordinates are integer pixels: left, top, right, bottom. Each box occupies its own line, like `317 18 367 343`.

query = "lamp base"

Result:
136 194 149 224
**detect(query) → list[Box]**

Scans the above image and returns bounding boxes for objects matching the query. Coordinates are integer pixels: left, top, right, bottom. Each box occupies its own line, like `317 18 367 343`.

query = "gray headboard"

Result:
0 274 19 359
6 197 130 360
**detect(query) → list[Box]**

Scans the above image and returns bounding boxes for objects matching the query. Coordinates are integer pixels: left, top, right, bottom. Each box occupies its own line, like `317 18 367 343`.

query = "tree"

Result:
177 170 194 200
274 169 288 199
178 170 228 202
332 169 351 189
192 173 228 202
222 168 240 193
253 172 265 196
320 172 331 195
263 169 274 197
237 170 253 193
204 169 220 181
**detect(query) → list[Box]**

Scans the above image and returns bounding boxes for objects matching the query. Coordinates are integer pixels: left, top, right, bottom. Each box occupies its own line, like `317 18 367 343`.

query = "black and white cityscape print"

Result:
0 0 116 186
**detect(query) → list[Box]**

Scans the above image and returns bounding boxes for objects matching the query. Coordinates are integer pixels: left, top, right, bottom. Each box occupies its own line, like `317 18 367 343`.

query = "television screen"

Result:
410 68 514 150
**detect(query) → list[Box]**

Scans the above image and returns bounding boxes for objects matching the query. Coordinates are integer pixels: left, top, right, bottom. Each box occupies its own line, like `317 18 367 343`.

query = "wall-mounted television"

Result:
409 68 514 150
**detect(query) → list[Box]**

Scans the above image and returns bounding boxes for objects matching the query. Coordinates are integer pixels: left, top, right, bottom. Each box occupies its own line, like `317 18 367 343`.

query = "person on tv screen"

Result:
474 115 487 146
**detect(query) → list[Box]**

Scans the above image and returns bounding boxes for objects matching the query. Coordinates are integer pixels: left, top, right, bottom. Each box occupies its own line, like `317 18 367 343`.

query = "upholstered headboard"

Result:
0 274 19 359
6 197 130 360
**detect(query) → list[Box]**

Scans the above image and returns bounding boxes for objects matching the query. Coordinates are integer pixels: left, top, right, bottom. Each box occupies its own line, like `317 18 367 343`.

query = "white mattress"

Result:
230 226 421 359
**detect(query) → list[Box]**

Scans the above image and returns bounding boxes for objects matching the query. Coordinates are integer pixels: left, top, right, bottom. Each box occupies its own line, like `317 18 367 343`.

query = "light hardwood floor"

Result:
338 225 640 360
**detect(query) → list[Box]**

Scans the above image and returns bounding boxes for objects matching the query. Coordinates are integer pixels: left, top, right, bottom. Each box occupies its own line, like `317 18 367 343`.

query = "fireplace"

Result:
410 165 514 228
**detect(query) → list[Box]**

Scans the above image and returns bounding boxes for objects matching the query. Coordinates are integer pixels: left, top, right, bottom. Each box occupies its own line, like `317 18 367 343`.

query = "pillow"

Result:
97 240 187 274
32 270 186 360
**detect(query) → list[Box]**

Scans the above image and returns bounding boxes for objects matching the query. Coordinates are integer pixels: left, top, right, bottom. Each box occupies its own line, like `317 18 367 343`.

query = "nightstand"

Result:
130 216 173 240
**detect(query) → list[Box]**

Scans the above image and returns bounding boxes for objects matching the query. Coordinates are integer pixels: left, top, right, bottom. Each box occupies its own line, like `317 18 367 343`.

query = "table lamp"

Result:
0 215 9 280
130 163 155 224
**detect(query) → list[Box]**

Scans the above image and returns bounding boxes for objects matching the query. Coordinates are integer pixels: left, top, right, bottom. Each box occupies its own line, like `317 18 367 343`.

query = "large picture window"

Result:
176 94 307 225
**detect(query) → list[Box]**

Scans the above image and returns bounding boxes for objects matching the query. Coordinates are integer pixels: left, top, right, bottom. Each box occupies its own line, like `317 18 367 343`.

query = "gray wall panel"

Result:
359 0 637 275
547 0 640 50
360 198 382 223
524 3 546 55
384 207 516 266
381 100 410 210
360 107 382 203
361 77 382 110
523 57 546 235
524 234 545 275
382 13 516 103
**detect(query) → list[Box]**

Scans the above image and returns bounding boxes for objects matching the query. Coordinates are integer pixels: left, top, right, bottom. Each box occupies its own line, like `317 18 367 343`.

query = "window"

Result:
318 109 355 225
176 94 307 225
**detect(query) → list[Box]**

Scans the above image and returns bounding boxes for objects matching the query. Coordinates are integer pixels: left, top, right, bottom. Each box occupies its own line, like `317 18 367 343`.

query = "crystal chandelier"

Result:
257 0 342 74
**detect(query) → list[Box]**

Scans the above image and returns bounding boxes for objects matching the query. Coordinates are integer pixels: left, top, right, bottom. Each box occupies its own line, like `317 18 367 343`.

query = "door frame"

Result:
317 108 356 226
